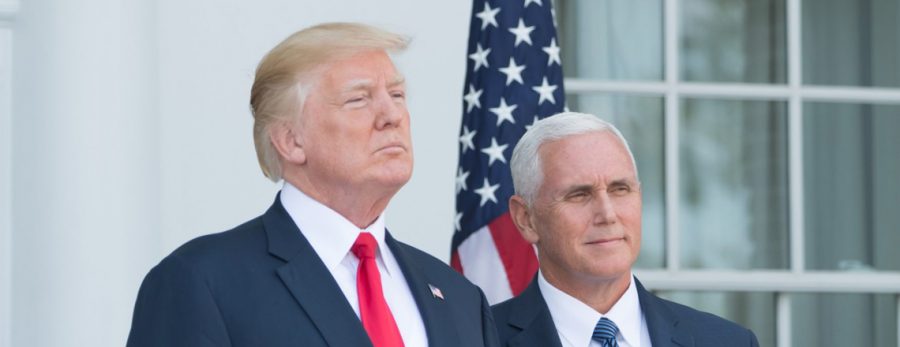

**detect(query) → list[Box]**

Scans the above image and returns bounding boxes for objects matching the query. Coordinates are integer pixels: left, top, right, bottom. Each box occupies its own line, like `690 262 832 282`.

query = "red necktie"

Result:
351 233 405 347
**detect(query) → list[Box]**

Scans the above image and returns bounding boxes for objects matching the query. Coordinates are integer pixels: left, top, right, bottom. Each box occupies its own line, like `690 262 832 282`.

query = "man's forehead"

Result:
546 171 637 188
540 132 626 159
539 133 636 182
340 74 406 92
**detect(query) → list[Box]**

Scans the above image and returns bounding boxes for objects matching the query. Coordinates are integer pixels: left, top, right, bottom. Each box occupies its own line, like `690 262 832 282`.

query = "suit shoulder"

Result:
657 295 743 327
651 294 758 343
159 216 267 271
489 295 524 335
490 293 521 319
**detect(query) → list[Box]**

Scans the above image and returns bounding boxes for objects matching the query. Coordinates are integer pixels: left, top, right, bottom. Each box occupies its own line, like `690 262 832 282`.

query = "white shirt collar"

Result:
539 271 644 347
279 182 391 276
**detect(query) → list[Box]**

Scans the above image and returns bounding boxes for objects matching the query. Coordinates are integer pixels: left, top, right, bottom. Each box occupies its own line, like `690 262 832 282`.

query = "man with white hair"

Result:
492 112 759 347
127 23 499 347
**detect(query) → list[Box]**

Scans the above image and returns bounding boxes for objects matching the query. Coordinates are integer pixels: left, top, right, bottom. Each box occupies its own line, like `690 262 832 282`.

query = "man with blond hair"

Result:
492 112 758 347
128 23 499 347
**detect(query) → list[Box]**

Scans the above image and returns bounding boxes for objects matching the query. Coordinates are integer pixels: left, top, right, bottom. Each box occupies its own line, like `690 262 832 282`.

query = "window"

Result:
557 0 900 346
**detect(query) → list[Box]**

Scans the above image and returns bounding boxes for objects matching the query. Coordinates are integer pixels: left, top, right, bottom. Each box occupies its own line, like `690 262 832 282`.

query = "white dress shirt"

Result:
539 271 652 347
280 182 429 346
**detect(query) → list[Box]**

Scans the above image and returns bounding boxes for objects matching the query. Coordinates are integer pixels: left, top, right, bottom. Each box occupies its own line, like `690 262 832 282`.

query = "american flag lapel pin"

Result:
428 283 444 300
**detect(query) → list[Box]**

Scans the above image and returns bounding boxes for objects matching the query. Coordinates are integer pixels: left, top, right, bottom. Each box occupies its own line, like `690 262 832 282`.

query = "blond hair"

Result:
250 22 409 182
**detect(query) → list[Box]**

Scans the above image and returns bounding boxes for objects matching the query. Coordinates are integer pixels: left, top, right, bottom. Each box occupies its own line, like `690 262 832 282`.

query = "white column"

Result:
11 0 159 346
0 2 17 346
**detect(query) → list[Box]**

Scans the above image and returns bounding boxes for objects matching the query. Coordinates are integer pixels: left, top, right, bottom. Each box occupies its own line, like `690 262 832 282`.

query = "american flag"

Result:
451 0 566 304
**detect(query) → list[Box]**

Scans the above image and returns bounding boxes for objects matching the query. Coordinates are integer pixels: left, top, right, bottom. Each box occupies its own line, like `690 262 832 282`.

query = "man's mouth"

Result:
376 142 406 154
586 237 624 246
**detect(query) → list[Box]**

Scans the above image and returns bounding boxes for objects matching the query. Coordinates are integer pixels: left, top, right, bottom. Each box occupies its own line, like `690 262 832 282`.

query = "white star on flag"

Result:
551 6 558 26
489 98 518 127
476 3 501 30
498 57 526 86
508 19 535 47
456 167 470 193
543 38 561 66
524 0 543 7
532 77 558 105
474 178 500 207
463 84 483 113
480 137 509 166
454 212 463 232
459 125 477 153
468 43 492 72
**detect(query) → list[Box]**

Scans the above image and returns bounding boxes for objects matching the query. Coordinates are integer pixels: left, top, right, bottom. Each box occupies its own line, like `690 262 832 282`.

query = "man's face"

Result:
295 50 413 195
526 131 642 285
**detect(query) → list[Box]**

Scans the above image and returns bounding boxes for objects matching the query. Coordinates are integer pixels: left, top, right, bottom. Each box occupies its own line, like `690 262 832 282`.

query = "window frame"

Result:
562 0 900 346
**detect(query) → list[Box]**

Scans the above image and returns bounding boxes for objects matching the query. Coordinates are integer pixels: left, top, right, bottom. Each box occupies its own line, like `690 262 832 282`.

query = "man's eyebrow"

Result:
609 178 636 187
388 74 406 87
563 184 594 194
340 75 405 93
341 79 374 93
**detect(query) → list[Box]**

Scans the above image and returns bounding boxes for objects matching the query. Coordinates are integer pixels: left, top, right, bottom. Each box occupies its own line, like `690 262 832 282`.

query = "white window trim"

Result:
636 270 900 293
663 0 682 272
566 80 900 104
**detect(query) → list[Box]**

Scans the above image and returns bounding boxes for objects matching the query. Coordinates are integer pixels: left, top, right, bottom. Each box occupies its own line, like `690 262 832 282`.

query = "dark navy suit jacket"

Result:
127 196 499 347
491 277 759 347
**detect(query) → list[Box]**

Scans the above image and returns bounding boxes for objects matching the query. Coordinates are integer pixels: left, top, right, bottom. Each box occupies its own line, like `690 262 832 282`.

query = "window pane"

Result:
567 93 664 268
793 293 898 347
558 0 663 80
679 99 789 269
803 103 900 271
656 291 776 347
681 0 787 83
803 0 900 87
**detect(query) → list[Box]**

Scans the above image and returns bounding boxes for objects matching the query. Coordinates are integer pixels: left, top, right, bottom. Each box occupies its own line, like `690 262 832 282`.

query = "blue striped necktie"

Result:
592 317 619 347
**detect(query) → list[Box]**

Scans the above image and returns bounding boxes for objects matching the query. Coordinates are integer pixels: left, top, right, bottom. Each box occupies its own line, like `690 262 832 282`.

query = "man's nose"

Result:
592 192 618 225
374 89 404 129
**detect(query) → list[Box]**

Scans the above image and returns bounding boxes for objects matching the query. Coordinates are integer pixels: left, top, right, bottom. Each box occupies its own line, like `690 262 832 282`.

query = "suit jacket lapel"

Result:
505 279 564 347
264 196 373 347
385 232 462 347
635 278 694 347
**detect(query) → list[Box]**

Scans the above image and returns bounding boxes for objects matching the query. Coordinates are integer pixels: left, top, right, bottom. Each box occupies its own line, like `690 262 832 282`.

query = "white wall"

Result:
8 0 471 345
1 2 16 346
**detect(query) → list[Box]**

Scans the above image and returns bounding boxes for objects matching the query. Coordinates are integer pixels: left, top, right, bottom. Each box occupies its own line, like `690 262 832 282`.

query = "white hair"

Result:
510 111 639 204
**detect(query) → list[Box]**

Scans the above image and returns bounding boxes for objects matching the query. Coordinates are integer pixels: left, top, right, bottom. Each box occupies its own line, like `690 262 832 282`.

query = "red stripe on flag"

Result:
450 250 463 273
487 212 538 295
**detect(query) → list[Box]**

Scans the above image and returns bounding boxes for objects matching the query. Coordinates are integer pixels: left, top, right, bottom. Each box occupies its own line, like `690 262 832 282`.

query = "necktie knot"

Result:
352 232 377 260
592 317 620 347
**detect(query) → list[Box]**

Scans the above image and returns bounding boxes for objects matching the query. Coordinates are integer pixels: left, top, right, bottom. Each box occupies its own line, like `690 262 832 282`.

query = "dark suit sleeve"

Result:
479 289 502 347
749 328 760 347
127 255 232 347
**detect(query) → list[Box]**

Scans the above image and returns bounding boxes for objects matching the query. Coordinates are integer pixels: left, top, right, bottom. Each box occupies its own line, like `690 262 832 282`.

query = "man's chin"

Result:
373 169 413 189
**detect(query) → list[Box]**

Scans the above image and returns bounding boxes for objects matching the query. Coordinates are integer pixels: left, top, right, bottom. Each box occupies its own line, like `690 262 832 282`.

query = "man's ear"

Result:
269 122 307 165
509 195 539 244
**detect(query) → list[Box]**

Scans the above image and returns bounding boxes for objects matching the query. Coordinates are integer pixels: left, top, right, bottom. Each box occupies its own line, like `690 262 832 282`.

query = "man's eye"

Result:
611 186 631 195
345 97 366 105
566 191 590 201
391 91 405 99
